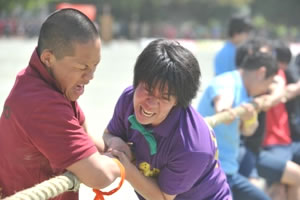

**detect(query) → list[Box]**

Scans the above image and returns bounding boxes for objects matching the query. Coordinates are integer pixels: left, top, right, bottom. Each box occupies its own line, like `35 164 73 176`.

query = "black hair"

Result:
37 8 99 59
133 39 201 108
236 36 272 67
240 51 278 78
228 15 252 37
273 40 292 64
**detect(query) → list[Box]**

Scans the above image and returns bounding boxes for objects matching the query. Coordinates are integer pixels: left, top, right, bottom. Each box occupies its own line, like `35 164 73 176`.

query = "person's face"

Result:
133 82 177 126
249 70 275 97
236 32 249 45
46 39 101 101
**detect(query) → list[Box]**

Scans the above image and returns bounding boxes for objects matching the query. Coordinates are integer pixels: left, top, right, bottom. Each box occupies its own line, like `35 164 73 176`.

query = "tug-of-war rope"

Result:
0 95 282 200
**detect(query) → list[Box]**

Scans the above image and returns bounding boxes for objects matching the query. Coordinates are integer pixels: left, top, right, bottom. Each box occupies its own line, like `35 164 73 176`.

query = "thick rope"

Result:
205 97 263 128
2 172 80 200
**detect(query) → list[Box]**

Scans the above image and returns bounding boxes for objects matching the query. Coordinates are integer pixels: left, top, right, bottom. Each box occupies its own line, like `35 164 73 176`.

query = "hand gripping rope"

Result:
93 158 126 200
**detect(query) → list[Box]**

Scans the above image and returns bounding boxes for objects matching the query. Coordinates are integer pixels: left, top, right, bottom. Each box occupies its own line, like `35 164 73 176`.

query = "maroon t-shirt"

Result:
0 49 97 199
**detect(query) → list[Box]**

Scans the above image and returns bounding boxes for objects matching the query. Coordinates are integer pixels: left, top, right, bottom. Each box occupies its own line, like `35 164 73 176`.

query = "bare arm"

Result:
112 150 176 200
213 94 234 113
66 152 120 189
239 103 259 137
102 128 132 160
259 75 286 111
284 80 300 101
213 94 236 124
214 94 258 136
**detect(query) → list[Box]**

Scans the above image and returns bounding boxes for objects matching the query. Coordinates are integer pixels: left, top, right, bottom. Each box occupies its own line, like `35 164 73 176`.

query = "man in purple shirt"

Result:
103 39 232 200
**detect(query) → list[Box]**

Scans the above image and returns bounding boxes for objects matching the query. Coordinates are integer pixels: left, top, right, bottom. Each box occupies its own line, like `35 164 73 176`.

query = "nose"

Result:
83 69 95 82
146 96 159 107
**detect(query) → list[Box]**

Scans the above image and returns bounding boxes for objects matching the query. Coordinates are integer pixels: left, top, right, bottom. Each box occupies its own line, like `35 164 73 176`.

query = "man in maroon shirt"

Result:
0 8 121 199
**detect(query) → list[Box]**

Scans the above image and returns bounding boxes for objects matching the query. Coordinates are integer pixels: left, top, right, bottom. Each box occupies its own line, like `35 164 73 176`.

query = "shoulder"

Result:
114 86 134 115
118 86 134 104
207 72 237 93
7 73 73 123
178 106 215 154
216 41 235 55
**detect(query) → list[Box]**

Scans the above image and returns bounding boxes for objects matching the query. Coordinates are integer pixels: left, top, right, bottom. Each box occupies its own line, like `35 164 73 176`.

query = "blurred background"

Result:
0 0 300 199
0 0 300 41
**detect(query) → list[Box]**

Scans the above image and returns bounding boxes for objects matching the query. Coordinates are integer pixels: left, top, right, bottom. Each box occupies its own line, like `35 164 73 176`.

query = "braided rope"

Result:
205 97 263 127
3 172 80 200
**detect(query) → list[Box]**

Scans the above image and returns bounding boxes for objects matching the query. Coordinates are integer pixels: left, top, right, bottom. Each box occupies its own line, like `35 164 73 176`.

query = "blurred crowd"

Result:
1 6 300 42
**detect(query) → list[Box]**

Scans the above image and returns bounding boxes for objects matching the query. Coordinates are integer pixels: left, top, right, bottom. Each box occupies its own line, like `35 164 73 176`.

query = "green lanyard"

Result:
128 115 157 155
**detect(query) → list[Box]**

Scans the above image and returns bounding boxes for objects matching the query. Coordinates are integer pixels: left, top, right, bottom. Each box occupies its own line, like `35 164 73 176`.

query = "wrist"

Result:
242 113 258 129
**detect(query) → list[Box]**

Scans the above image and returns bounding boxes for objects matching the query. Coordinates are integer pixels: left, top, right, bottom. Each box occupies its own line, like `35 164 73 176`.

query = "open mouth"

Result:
75 84 84 95
141 106 155 117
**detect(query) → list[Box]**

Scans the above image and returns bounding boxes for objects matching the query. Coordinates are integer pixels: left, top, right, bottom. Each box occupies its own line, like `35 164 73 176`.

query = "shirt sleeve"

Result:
107 96 127 140
107 87 133 141
24 99 97 170
158 151 213 195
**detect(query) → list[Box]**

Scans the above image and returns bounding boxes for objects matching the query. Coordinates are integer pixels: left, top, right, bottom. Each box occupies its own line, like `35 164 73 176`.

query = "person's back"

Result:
214 15 252 76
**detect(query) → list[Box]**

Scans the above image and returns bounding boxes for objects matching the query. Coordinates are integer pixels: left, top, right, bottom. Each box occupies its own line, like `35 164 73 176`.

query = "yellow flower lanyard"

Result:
93 158 126 200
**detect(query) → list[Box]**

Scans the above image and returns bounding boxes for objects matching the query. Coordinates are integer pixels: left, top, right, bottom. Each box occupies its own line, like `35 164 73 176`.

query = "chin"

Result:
136 116 149 125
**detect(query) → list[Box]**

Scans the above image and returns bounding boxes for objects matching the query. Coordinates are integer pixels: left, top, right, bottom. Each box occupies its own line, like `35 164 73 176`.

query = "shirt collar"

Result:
29 48 61 92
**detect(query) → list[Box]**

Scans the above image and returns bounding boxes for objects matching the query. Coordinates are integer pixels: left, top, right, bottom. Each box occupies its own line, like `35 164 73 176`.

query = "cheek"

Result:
159 102 174 116
134 89 147 103
133 92 143 110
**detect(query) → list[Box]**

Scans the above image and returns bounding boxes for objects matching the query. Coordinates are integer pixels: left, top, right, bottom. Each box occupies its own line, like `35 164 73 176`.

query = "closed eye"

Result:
74 64 88 71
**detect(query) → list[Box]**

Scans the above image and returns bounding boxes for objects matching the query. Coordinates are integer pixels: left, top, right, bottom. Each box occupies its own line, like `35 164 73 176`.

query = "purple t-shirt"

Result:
107 86 231 200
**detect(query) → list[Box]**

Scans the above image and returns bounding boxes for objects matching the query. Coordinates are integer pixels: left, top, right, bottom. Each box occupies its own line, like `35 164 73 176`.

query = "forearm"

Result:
111 150 175 200
67 153 120 189
262 75 286 107
103 129 132 160
126 167 168 200
285 80 300 100
240 120 258 137
240 109 259 137
103 129 115 151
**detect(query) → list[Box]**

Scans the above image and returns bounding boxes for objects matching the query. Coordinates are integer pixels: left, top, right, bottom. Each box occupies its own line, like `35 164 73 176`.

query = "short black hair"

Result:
37 8 99 59
228 15 252 37
240 50 278 79
273 40 292 64
133 39 201 108
236 36 272 67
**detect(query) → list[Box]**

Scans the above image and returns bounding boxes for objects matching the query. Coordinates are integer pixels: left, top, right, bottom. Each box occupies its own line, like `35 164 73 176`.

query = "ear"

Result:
40 49 56 68
257 66 266 80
